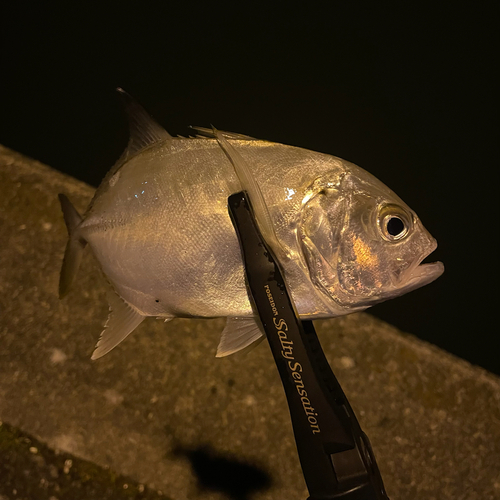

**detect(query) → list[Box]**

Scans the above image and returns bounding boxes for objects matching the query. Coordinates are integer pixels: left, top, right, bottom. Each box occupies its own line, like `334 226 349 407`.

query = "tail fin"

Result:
58 193 87 298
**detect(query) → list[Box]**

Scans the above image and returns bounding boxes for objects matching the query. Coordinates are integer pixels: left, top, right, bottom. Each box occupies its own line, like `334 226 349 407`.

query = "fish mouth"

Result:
400 261 444 291
397 242 444 293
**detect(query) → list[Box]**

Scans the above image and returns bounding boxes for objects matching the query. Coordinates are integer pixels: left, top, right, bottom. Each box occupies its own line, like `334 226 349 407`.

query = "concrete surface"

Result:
0 144 499 500
0 421 168 500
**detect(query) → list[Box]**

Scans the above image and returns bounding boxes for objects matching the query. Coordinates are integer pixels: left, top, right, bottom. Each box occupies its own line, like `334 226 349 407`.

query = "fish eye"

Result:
387 216 405 235
386 216 405 237
378 204 411 241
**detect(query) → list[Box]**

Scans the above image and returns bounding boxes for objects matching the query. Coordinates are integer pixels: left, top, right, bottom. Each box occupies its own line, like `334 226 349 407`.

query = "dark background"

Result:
1 4 497 374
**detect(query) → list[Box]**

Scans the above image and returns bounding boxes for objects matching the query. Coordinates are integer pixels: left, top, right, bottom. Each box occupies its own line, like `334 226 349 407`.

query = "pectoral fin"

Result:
213 128 288 261
91 289 145 360
216 317 265 357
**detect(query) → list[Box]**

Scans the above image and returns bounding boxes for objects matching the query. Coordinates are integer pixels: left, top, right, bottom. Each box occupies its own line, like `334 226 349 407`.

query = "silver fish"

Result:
59 89 443 359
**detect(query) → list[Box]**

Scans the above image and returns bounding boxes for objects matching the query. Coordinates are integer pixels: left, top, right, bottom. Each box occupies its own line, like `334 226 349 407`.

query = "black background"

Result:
1 4 497 374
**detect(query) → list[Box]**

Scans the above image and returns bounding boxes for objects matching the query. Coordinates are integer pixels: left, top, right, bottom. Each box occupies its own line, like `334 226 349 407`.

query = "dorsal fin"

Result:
189 125 255 140
117 88 171 159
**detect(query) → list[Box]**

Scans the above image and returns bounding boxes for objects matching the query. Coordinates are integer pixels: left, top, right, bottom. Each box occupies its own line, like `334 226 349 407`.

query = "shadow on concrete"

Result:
173 445 272 500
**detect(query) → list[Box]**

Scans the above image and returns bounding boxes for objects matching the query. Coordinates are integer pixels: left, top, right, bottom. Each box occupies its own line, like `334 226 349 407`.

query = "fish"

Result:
58 89 444 360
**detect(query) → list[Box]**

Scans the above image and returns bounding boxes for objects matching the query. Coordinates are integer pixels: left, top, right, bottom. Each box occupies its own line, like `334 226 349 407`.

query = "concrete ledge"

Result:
0 421 168 499
1 144 499 500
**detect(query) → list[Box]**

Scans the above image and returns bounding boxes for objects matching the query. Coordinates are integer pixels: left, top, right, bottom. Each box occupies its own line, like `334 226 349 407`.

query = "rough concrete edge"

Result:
0 144 94 197
2 142 499 391
0 421 169 500
364 314 500 389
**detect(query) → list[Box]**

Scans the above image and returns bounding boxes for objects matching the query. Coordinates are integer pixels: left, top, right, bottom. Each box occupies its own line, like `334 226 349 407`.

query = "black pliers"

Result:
228 191 390 500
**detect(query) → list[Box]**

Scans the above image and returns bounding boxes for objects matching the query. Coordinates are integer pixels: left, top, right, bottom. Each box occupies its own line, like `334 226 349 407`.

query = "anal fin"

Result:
216 317 264 357
91 289 145 360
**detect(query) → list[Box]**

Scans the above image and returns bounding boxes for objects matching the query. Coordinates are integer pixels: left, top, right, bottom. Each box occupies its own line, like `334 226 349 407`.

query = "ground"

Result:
1 145 499 500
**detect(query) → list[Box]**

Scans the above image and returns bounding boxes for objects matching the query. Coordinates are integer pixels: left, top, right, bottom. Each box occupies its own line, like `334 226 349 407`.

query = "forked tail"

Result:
58 193 87 298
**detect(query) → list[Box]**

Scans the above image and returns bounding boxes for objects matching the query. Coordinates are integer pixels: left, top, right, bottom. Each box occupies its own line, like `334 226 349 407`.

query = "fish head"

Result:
299 163 444 311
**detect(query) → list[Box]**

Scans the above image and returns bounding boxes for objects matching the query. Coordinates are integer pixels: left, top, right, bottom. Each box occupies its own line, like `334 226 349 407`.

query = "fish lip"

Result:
407 260 444 282
398 260 444 292
394 236 443 290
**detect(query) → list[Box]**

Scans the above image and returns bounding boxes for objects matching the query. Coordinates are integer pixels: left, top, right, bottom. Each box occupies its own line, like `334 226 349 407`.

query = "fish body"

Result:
59 91 443 359
83 139 352 319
